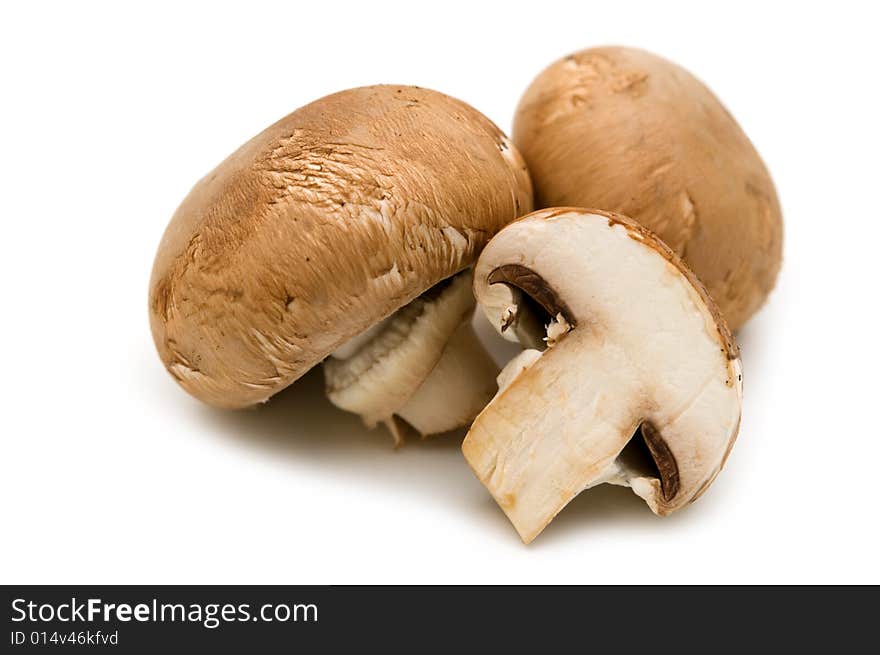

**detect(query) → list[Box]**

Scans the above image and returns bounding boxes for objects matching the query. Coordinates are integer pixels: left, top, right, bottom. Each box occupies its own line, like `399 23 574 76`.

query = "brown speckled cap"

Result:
149 85 532 408
513 46 783 330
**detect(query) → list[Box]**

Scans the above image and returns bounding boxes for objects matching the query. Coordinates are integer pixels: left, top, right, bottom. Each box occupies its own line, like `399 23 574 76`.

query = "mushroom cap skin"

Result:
464 208 742 543
149 85 532 408
513 46 783 330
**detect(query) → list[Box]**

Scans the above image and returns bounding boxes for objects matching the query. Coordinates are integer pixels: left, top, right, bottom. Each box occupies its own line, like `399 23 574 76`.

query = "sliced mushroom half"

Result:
464 208 742 543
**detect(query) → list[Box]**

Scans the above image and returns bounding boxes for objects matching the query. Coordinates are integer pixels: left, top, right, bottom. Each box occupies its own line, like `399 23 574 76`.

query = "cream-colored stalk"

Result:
324 271 497 446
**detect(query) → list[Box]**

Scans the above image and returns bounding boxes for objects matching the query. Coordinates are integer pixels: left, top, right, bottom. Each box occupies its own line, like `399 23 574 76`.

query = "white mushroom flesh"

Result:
324 270 498 445
464 209 742 543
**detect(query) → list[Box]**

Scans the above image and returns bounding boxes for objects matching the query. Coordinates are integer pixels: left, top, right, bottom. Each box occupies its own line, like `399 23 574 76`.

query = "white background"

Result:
2 1 878 584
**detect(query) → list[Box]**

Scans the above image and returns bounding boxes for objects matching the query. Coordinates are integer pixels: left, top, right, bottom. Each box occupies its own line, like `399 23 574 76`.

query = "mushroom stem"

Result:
463 333 646 543
323 270 498 445
396 321 497 437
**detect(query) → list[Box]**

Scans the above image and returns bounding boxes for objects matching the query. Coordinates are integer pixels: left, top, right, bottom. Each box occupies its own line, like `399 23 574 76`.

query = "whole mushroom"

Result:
464 208 743 543
149 85 533 443
513 46 783 330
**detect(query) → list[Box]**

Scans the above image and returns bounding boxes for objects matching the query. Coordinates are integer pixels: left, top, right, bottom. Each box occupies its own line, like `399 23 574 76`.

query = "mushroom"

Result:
513 46 783 330
149 85 532 443
463 208 742 543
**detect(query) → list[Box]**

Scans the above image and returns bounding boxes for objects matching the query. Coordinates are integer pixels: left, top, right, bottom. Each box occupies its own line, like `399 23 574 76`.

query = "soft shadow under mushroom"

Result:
191 367 517 535
532 484 659 544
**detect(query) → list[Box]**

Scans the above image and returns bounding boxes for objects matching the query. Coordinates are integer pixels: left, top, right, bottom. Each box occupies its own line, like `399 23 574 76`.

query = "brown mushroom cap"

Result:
149 85 532 408
513 46 783 330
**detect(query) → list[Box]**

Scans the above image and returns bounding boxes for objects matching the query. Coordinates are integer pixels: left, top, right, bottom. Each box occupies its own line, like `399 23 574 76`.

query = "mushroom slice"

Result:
464 208 742 543
324 270 497 446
